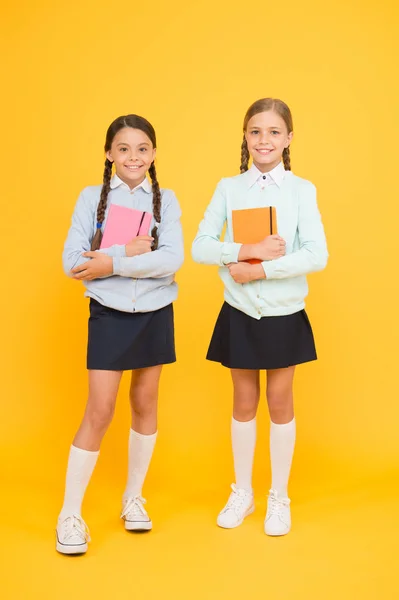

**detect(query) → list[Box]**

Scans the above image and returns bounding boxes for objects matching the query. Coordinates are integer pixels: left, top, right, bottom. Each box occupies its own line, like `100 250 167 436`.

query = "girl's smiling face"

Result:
106 127 156 188
245 110 293 172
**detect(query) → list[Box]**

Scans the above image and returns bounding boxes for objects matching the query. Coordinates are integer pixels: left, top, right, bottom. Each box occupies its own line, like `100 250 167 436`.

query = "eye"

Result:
251 130 259 135
119 147 128 152
271 130 280 135
139 147 148 152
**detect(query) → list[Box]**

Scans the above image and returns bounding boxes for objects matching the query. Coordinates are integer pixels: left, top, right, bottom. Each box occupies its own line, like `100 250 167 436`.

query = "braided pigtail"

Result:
91 158 112 250
283 146 291 171
240 134 250 173
148 162 161 251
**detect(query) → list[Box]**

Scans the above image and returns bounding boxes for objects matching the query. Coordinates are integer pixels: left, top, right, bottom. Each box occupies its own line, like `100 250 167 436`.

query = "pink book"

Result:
100 204 152 249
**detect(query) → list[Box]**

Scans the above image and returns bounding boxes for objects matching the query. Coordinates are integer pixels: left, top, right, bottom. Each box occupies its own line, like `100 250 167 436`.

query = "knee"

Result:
130 385 158 418
85 403 115 432
233 396 258 421
267 388 292 421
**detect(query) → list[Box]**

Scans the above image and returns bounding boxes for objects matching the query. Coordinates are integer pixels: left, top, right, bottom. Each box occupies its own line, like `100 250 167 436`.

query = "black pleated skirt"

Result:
87 299 176 371
207 302 317 370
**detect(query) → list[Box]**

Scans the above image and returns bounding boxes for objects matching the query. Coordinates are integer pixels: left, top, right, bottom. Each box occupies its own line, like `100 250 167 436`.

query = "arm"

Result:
62 188 125 277
191 180 242 266
112 190 184 279
261 182 328 280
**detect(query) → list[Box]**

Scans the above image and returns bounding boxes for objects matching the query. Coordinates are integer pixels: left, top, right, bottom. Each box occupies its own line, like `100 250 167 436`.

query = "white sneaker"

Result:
217 484 255 529
56 514 90 555
121 496 152 531
264 489 291 536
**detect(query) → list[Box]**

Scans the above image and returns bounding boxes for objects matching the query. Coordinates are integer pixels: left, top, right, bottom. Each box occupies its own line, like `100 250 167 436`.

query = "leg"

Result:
122 366 162 531
61 370 122 516
129 365 162 435
232 368 260 422
57 370 122 554
266 366 295 425
217 369 259 529
264 367 296 536
74 369 123 450
231 368 260 490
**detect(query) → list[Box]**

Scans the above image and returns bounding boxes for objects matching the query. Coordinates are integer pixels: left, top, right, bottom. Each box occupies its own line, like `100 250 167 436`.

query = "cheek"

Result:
113 154 124 164
246 138 256 153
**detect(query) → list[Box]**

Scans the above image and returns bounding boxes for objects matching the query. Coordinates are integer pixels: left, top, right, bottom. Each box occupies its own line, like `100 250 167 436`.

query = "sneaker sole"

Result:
217 504 255 529
124 520 152 532
264 524 291 537
56 540 88 555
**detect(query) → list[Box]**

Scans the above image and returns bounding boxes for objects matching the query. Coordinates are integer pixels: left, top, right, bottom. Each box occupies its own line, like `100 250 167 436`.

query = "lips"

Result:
125 165 143 171
255 148 274 155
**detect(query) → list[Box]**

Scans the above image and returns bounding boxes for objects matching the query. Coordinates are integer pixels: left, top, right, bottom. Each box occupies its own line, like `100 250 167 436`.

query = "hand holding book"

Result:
239 234 286 262
125 235 154 257
232 206 286 263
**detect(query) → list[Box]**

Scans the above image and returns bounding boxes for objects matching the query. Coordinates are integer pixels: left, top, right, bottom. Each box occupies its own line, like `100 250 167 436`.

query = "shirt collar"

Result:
246 161 286 189
110 173 152 193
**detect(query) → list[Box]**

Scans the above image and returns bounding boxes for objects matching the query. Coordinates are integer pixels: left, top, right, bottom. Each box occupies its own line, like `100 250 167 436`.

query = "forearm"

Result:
63 244 126 277
238 243 260 262
113 247 184 279
262 245 328 280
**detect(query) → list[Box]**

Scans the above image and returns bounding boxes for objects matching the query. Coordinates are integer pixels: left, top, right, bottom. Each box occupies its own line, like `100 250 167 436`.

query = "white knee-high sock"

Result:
59 445 99 520
231 417 257 493
270 418 296 498
123 429 158 502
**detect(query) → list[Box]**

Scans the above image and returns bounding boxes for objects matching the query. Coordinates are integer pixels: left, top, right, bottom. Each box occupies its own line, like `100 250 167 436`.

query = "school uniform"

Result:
192 162 328 370
63 174 184 371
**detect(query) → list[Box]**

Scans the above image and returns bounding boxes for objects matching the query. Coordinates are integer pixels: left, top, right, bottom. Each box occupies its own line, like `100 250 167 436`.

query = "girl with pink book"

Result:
58 114 184 555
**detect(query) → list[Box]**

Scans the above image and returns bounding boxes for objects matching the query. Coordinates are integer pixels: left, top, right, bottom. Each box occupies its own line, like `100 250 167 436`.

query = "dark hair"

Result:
91 114 162 251
240 98 293 174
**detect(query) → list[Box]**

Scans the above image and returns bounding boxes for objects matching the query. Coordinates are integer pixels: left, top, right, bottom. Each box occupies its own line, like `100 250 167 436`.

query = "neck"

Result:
116 173 146 190
252 159 282 173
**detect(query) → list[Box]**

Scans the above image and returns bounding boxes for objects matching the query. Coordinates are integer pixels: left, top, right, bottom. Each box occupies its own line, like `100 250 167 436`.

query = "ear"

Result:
152 148 157 162
106 150 113 162
285 132 294 147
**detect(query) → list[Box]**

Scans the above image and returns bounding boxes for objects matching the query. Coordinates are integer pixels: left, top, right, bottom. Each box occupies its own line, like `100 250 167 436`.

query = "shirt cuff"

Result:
113 257 125 276
261 261 276 279
221 243 242 265
111 244 127 258
99 244 127 258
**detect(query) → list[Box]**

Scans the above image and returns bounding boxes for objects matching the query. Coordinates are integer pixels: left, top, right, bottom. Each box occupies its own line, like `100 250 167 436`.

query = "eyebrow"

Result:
116 142 151 147
249 126 282 130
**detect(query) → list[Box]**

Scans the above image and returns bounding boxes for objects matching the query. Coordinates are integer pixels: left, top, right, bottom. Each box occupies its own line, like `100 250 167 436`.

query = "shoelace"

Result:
60 515 90 543
121 496 147 519
268 490 290 517
222 484 251 515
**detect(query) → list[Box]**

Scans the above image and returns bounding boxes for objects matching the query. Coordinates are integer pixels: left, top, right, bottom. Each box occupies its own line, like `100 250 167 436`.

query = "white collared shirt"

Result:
247 161 286 190
110 173 152 194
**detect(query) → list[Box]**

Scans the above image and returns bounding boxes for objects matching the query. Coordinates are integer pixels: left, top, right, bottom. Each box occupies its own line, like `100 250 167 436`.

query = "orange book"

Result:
232 206 277 264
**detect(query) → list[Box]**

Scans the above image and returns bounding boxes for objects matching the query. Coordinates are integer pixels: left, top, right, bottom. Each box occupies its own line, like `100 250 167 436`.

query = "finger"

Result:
82 251 98 258
135 236 154 242
71 263 89 274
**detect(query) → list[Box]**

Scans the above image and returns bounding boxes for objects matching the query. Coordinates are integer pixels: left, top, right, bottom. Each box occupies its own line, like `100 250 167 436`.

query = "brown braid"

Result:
91 158 113 250
241 98 294 173
240 135 250 173
282 147 291 171
148 162 162 250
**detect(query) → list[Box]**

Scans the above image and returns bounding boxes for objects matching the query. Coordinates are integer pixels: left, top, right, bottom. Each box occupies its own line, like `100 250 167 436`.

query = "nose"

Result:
260 132 271 145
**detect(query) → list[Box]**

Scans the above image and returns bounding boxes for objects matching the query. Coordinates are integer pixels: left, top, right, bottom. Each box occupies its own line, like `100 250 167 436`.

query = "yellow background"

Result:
1 0 398 598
